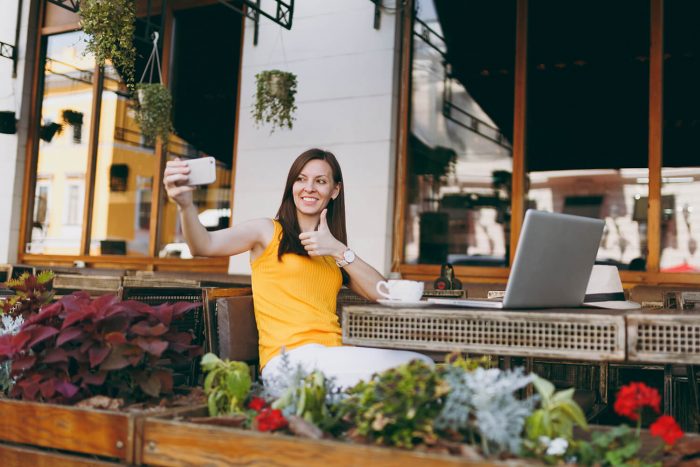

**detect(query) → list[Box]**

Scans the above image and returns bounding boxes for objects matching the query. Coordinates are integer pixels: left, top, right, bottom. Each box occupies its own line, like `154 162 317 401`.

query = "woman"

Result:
163 148 431 388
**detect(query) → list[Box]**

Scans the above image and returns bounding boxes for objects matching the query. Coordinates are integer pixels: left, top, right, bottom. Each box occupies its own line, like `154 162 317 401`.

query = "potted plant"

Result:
39 122 63 142
61 109 84 143
252 70 298 132
78 0 136 88
0 111 16 134
135 83 173 146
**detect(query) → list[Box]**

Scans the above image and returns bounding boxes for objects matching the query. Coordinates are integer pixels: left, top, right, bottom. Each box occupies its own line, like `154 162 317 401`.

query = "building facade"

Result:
1 0 699 286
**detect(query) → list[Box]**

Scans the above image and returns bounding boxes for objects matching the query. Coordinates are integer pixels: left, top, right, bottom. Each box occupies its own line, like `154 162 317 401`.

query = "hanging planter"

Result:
134 32 173 147
252 70 298 132
135 83 173 147
39 122 63 143
0 111 16 134
78 0 137 88
61 109 84 143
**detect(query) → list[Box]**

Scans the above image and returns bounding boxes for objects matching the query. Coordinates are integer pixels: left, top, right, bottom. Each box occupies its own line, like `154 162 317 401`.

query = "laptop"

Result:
427 210 605 309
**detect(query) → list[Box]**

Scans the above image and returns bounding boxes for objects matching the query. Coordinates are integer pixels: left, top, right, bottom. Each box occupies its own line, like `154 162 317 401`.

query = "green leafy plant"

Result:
525 375 589 442
135 83 173 146
201 353 252 416
252 70 297 132
570 382 683 466
338 360 449 449
0 271 55 319
272 369 337 429
78 0 136 88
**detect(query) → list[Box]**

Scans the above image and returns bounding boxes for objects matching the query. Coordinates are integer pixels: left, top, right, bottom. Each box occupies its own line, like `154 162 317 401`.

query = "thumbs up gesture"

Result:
299 209 346 258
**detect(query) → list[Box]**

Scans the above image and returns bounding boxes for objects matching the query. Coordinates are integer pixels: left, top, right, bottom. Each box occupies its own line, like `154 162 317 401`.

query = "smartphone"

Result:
186 157 216 186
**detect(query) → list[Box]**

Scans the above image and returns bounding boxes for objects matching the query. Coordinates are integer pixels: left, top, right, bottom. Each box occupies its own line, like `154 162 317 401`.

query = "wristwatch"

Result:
335 248 356 268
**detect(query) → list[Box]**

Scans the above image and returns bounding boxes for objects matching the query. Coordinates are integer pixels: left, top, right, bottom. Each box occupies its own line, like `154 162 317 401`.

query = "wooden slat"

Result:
0 399 130 460
229 10 247 228
391 0 415 271
0 443 117 467
17 0 46 262
646 0 664 273
205 287 252 298
509 0 529 266
80 67 105 255
141 411 494 467
148 3 175 262
53 274 122 292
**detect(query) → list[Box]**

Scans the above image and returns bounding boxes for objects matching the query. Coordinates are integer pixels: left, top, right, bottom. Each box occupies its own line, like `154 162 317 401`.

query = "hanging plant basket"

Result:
39 122 63 143
252 70 298 132
61 109 84 126
0 111 16 134
135 83 173 147
78 0 137 88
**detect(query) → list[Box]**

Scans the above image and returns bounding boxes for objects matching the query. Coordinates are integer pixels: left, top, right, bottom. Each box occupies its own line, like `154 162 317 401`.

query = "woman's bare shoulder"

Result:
244 217 275 247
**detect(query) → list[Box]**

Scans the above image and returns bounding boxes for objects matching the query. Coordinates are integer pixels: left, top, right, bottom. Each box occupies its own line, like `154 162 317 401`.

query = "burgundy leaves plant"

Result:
0 271 55 319
0 292 202 404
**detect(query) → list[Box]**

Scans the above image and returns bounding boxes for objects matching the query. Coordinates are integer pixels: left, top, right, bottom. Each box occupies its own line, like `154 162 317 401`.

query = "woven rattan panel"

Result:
121 287 205 385
343 306 626 361
627 314 700 364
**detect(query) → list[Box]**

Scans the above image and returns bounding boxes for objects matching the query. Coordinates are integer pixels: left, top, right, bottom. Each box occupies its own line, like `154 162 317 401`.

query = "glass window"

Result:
157 4 239 259
660 0 700 273
404 0 516 267
88 19 160 257
525 0 650 270
29 31 95 255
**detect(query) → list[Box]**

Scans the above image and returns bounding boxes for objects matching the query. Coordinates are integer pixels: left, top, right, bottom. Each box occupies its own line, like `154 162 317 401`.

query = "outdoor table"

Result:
342 305 700 426
342 305 700 364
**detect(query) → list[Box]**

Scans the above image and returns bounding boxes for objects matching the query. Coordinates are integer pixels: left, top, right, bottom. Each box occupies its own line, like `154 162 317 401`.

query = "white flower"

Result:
538 435 552 446
545 437 569 456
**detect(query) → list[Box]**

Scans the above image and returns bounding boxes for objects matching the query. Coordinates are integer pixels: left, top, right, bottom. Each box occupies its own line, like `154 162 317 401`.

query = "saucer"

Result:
377 299 431 308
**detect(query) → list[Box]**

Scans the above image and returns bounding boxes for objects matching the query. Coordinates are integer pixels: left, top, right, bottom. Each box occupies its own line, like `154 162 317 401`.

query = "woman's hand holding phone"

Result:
163 159 195 209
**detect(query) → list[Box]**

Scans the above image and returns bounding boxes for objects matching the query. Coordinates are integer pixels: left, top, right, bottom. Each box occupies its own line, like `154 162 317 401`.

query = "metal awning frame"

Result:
46 0 79 13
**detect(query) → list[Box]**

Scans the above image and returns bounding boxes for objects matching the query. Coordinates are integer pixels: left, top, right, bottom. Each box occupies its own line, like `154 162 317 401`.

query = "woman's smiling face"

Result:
292 159 340 217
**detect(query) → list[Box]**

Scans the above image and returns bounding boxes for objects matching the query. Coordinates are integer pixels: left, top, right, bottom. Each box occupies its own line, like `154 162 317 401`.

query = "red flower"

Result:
248 396 267 412
613 382 661 421
650 415 684 446
255 408 288 432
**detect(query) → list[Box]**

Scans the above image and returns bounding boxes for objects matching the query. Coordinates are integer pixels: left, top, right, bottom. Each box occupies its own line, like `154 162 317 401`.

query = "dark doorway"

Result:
170 4 242 163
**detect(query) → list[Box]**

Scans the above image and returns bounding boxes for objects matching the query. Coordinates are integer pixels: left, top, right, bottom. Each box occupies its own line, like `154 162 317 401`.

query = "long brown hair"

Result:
275 149 347 260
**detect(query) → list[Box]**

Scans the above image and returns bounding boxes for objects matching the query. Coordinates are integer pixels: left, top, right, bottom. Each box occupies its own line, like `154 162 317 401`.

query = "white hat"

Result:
583 265 640 310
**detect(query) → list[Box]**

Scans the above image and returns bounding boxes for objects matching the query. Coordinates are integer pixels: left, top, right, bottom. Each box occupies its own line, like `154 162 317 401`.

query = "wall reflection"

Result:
30 31 94 255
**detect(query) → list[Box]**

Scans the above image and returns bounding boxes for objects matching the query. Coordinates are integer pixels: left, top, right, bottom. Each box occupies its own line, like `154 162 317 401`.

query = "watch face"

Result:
344 249 356 263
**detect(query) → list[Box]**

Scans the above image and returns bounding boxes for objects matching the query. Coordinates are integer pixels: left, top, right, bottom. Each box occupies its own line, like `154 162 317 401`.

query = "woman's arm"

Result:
340 257 385 301
181 209 272 257
164 160 272 257
299 209 385 301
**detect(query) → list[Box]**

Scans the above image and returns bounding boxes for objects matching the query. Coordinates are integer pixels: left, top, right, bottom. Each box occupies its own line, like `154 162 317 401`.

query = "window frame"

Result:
395 0 700 285
17 0 244 272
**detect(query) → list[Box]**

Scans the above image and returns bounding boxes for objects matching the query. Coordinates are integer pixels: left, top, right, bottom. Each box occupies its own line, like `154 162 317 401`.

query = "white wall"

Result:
229 0 400 275
0 0 32 264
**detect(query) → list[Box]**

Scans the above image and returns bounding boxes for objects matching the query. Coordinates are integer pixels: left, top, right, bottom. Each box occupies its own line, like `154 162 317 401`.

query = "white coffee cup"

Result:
375 280 424 302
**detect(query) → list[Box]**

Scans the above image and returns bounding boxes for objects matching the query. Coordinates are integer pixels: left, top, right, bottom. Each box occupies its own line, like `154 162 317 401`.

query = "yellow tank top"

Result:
251 219 343 369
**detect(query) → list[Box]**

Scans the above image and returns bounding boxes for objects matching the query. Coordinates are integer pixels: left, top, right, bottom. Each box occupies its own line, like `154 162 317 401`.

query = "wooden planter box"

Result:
140 407 503 467
0 443 119 467
0 398 195 464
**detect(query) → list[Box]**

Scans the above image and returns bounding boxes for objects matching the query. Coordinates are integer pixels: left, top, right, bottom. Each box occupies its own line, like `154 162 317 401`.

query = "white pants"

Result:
261 344 433 391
